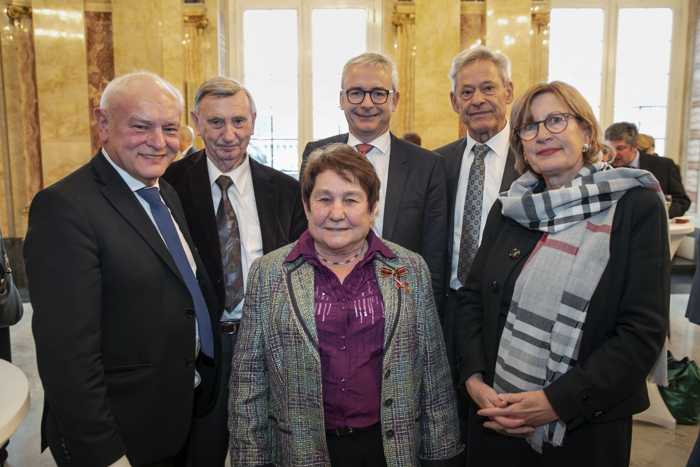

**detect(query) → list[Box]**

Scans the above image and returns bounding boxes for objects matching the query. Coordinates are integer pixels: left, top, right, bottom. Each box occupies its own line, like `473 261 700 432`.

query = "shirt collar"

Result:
630 150 641 168
101 148 159 192
347 130 391 155
464 121 510 159
285 229 395 264
206 152 251 194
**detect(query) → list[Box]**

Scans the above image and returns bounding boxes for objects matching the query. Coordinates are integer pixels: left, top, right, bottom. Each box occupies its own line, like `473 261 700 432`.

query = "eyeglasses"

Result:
343 87 394 105
517 113 579 141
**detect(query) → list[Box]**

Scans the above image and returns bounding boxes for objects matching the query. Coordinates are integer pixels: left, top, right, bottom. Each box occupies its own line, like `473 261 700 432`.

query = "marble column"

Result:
32 0 92 188
414 0 461 149
85 9 114 154
389 3 416 138
485 0 532 99
111 0 185 98
183 1 219 125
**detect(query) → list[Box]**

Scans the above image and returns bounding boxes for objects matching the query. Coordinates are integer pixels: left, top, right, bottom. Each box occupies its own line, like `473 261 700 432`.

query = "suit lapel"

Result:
93 155 183 282
188 153 223 281
445 140 467 261
250 159 277 254
500 146 520 192
374 256 402 350
383 135 410 240
286 261 320 360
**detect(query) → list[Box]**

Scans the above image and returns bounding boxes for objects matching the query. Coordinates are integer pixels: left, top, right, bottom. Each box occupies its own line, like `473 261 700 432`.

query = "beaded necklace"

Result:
316 241 367 266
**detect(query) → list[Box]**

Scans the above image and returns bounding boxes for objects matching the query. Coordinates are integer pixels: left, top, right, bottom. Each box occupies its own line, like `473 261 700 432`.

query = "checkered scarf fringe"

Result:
494 162 663 453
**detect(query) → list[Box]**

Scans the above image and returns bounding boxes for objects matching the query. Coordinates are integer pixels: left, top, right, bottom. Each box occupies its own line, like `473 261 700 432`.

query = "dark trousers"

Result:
1 327 10 466
442 291 470 447
185 331 236 467
467 402 632 467
688 428 700 467
326 424 387 467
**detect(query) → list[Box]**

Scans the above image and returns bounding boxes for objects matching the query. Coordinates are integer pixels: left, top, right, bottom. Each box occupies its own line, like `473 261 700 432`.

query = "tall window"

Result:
548 0 689 162
229 0 381 176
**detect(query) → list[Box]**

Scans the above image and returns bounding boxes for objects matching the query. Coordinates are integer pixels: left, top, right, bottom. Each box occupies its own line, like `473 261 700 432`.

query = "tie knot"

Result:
136 186 162 207
355 143 374 157
473 144 489 160
216 175 233 192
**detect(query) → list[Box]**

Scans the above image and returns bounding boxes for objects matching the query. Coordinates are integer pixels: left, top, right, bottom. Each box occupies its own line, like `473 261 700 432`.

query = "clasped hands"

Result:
465 374 558 438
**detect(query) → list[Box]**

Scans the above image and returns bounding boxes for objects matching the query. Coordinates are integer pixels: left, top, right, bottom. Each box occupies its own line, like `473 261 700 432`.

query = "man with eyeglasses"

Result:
434 46 520 448
605 121 690 218
301 52 448 308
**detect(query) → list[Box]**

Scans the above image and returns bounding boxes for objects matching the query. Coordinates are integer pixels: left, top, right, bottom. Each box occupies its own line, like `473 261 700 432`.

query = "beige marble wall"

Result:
485 0 532 100
85 10 114 154
0 5 43 238
32 0 92 188
414 0 461 149
111 0 185 98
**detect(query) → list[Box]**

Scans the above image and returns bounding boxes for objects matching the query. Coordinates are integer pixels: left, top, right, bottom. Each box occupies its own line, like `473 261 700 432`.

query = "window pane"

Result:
243 10 299 175
312 8 367 139
548 8 604 118
614 8 672 155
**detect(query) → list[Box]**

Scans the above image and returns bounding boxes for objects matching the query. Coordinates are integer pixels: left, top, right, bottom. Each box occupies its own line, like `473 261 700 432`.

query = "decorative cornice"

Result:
5 4 32 26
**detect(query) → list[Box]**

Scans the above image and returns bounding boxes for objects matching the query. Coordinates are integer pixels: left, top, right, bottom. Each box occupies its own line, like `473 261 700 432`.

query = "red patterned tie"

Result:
355 143 374 157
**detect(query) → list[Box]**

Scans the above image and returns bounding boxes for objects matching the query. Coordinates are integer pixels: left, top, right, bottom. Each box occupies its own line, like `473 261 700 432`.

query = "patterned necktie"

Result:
215 175 244 312
457 144 489 284
136 187 214 357
355 143 374 157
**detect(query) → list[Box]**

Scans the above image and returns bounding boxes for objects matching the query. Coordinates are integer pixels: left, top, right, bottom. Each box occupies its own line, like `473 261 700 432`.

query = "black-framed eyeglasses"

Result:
517 113 579 141
343 87 394 105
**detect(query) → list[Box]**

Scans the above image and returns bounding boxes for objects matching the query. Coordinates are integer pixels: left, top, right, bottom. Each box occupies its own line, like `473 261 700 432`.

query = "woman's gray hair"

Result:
193 76 257 115
100 71 184 112
341 52 399 92
448 46 511 93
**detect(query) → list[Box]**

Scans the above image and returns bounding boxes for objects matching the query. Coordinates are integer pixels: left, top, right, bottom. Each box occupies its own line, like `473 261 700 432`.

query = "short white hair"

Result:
99 71 184 112
448 46 511 93
341 52 399 92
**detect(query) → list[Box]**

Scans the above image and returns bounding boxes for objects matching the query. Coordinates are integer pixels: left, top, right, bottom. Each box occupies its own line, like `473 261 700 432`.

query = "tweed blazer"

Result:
229 240 464 467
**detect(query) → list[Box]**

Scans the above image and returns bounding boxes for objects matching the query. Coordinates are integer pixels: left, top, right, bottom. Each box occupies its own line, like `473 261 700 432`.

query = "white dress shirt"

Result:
347 130 391 237
206 155 263 320
450 123 511 290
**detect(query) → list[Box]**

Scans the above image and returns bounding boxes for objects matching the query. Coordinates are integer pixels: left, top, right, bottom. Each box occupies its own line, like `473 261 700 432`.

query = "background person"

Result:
229 144 463 467
458 81 669 466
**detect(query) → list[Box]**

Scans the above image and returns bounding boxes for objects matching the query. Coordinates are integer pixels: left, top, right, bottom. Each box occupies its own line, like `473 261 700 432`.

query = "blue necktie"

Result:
137 186 214 357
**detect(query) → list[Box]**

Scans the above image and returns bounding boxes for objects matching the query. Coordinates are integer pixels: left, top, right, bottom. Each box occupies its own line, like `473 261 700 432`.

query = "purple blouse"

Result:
285 230 395 430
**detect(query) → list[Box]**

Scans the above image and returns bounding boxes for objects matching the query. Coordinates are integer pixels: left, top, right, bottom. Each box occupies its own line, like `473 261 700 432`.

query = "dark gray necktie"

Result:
215 175 244 312
457 144 489 284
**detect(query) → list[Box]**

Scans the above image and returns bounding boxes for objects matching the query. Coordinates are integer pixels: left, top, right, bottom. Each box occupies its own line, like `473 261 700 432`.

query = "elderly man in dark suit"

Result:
433 46 520 446
24 72 220 467
301 52 448 308
163 77 306 466
606 121 690 218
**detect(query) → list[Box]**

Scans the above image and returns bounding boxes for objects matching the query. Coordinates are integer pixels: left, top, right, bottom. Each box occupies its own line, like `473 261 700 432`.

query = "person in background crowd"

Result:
458 81 669 466
0 227 23 467
636 133 655 156
605 121 690 218
25 72 221 467
163 76 306 466
434 45 520 446
229 144 464 467
179 125 197 158
301 52 448 310
402 131 422 146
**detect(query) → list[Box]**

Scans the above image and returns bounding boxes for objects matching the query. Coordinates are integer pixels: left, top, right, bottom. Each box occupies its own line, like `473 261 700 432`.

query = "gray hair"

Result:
341 52 399 92
99 71 184 112
604 122 638 146
193 76 257 115
448 46 511 93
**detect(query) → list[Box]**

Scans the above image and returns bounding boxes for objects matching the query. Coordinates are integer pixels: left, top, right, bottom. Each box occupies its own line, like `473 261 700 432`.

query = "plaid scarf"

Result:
494 162 663 452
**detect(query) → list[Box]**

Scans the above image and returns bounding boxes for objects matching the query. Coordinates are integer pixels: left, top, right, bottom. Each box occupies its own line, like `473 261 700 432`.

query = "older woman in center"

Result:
229 143 463 466
457 81 669 466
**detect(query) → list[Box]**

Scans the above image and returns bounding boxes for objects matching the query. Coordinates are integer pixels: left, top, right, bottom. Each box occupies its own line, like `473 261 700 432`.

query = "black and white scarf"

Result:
494 162 663 452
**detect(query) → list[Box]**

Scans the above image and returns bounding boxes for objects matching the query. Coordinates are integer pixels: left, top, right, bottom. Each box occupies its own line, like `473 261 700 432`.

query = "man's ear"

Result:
94 108 109 141
504 80 514 105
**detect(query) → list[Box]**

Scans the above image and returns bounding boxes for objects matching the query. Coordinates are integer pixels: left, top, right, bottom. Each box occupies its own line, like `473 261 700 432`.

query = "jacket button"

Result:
490 281 499 293
185 308 194 318
385 429 394 439
508 248 521 259
594 410 603 417
384 398 393 407
384 369 391 379
185 358 195 368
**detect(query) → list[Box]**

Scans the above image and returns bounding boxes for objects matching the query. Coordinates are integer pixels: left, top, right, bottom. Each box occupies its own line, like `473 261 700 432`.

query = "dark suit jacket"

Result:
301 133 449 305
638 151 690 218
24 154 221 467
457 188 669 439
163 150 307 309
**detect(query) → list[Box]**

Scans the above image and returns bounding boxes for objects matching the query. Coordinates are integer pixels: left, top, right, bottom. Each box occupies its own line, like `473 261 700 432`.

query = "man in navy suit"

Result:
301 52 448 307
25 72 220 467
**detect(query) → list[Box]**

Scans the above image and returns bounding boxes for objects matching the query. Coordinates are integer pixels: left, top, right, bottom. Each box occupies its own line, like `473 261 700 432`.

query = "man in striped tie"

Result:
301 52 448 309
25 72 220 467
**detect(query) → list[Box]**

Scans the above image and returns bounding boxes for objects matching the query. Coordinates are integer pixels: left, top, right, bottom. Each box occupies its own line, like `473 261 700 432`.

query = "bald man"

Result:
25 72 221 467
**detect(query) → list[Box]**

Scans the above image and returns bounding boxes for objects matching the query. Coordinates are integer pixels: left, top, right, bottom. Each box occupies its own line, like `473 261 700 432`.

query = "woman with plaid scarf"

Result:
457 81 669 467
